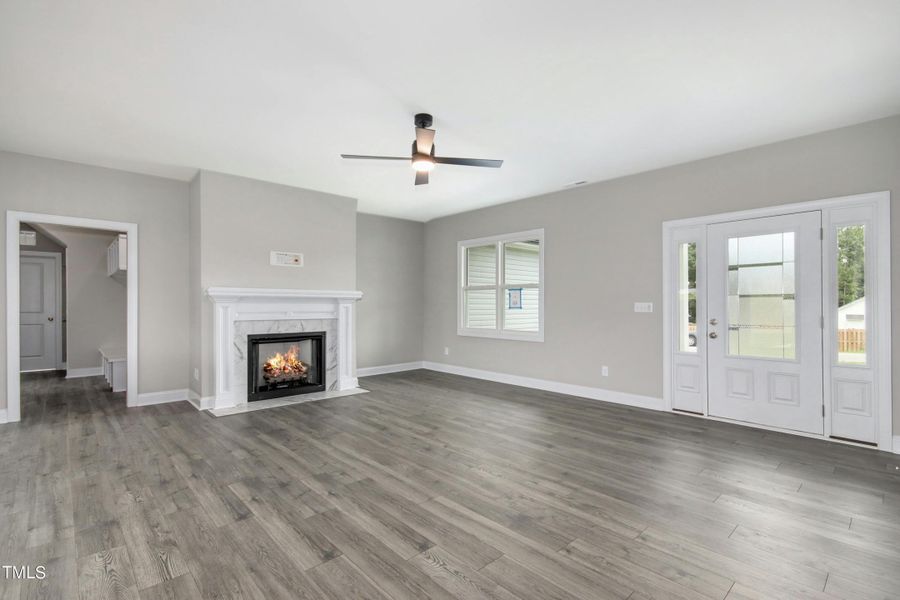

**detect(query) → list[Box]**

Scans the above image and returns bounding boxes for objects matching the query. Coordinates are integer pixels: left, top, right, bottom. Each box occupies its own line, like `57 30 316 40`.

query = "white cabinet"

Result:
107 234 127 284
100 345 127 392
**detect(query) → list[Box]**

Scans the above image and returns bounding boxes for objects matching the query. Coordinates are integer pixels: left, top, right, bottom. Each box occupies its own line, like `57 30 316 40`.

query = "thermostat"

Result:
270 251 304 267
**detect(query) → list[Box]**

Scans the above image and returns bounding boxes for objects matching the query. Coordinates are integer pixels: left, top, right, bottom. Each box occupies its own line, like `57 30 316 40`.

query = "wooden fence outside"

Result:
838 329 865 353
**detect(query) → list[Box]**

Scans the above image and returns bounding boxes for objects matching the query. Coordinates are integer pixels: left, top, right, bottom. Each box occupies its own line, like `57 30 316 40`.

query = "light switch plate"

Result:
634 302 653 313
270 251 304 267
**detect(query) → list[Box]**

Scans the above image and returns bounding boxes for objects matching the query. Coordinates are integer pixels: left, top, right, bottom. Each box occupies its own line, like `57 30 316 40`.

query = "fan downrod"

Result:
414 113 433 129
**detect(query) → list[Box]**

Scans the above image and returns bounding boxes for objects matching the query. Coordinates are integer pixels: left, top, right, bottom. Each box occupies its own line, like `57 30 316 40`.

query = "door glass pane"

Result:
503 287 539 331
466 245 496 286
464 289 497 329
727 232 796 359
836 225 866 365
678 242 698 352
504 240 540 284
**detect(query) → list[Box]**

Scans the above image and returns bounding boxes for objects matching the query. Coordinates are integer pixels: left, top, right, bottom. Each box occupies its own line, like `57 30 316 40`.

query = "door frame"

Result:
19 250 64 371
662 191 892 451
6 211 139 421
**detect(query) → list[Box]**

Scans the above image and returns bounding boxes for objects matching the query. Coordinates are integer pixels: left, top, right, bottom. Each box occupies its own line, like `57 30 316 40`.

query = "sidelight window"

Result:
677 242 698 352
836 224 866 365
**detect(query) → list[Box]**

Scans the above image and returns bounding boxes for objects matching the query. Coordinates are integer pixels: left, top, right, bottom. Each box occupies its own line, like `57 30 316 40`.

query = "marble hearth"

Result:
207 287 363 410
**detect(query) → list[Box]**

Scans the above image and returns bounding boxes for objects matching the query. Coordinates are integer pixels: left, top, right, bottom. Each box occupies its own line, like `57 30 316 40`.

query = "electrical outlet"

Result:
193 368 200 381
443 347 450 356
601 365 609 377
634 302 653 313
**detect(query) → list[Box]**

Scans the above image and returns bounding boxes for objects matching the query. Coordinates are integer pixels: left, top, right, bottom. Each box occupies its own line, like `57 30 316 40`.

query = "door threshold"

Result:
830 435 877 447
672 409 882 451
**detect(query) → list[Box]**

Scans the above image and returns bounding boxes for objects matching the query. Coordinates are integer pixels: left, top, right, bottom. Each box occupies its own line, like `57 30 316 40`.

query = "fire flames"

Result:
262 345 308 382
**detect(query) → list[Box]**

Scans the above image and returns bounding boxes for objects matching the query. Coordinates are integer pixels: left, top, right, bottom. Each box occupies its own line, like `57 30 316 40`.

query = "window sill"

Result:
457 328 544 342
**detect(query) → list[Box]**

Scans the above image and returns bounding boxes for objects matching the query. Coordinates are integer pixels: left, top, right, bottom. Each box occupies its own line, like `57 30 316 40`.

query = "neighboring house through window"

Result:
458 229 544 341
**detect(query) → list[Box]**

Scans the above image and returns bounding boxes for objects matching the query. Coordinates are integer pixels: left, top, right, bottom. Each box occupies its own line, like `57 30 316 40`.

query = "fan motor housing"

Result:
414 113 433 128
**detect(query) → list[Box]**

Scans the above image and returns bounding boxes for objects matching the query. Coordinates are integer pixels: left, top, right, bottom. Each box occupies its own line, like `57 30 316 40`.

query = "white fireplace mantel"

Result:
207 287 363 409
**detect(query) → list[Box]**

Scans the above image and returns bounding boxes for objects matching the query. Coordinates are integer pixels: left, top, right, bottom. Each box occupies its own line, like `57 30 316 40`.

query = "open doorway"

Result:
6 212 138 421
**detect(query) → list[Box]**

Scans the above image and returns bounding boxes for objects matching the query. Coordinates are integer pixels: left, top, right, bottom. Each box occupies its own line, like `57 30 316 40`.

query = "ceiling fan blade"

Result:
415 128 435 155
434 157 503 168
341 154 409 161
414 171 429 186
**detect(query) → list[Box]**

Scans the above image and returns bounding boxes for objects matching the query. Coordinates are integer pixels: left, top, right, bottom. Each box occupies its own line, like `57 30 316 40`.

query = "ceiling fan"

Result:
341 113 503 186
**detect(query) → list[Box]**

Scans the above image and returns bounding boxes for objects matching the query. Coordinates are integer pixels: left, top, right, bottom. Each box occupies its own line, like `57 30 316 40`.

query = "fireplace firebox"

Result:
247 331 326 401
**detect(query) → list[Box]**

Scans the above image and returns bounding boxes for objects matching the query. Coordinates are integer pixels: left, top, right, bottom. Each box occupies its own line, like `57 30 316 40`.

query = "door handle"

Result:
709 331 718 339
47 316 54 322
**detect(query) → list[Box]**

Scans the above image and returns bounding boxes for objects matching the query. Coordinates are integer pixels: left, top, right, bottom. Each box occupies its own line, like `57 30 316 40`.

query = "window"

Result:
726 232 796 360
459 230 543 341
836 224 866 365
677 242 698 352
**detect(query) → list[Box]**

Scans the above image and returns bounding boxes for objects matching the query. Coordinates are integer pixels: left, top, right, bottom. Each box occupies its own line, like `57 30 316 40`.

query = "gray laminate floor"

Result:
2 369 900 599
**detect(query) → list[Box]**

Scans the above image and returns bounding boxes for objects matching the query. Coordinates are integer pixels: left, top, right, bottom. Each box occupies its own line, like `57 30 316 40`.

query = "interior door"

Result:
707 212 823 434
20 254 58 372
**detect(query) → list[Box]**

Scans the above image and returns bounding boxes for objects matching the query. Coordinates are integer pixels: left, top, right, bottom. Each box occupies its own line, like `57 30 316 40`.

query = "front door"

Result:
707 212 823 434
20 254 59 372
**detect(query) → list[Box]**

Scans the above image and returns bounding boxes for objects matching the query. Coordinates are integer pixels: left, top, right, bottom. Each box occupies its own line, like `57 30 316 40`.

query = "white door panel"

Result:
20 255 58 371
707 212 823 434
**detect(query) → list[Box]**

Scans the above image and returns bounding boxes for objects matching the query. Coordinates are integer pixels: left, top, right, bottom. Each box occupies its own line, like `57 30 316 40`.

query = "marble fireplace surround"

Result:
207 288 363 410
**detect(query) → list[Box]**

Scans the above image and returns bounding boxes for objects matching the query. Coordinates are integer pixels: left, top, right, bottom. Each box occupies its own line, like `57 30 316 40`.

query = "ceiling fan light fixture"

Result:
412 154 435 172
341 113 503 185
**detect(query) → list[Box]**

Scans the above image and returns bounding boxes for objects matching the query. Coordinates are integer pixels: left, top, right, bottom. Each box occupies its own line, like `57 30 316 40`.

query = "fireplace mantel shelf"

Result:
207 287 363 302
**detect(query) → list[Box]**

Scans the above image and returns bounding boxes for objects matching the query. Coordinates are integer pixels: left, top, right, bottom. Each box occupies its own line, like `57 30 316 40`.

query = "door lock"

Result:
709 318 718 326
709 331 718 339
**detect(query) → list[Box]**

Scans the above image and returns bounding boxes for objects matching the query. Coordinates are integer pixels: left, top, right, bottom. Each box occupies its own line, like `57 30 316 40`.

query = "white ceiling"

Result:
2 1 899 221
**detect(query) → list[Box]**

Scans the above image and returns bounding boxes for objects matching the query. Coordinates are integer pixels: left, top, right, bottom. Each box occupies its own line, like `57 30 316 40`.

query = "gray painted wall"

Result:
356 213 425 369
423 115 900 432
42 226 126 370
190 170 358 398
0 151 191 405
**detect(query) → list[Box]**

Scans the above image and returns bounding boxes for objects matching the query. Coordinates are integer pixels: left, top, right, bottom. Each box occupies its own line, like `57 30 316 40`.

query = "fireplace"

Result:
247 331 326 401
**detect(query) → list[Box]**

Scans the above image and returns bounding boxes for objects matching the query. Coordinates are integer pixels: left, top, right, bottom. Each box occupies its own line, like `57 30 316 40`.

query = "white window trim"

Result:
458 229 544 342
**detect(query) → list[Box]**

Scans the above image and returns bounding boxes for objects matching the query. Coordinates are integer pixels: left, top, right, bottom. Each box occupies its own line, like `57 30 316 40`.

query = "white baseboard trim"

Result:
187 390 215 410
421 361 664 412
66 367 103 379
134 388 190 407
0 409 7 424
893 436 900 455
357 361 425 377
